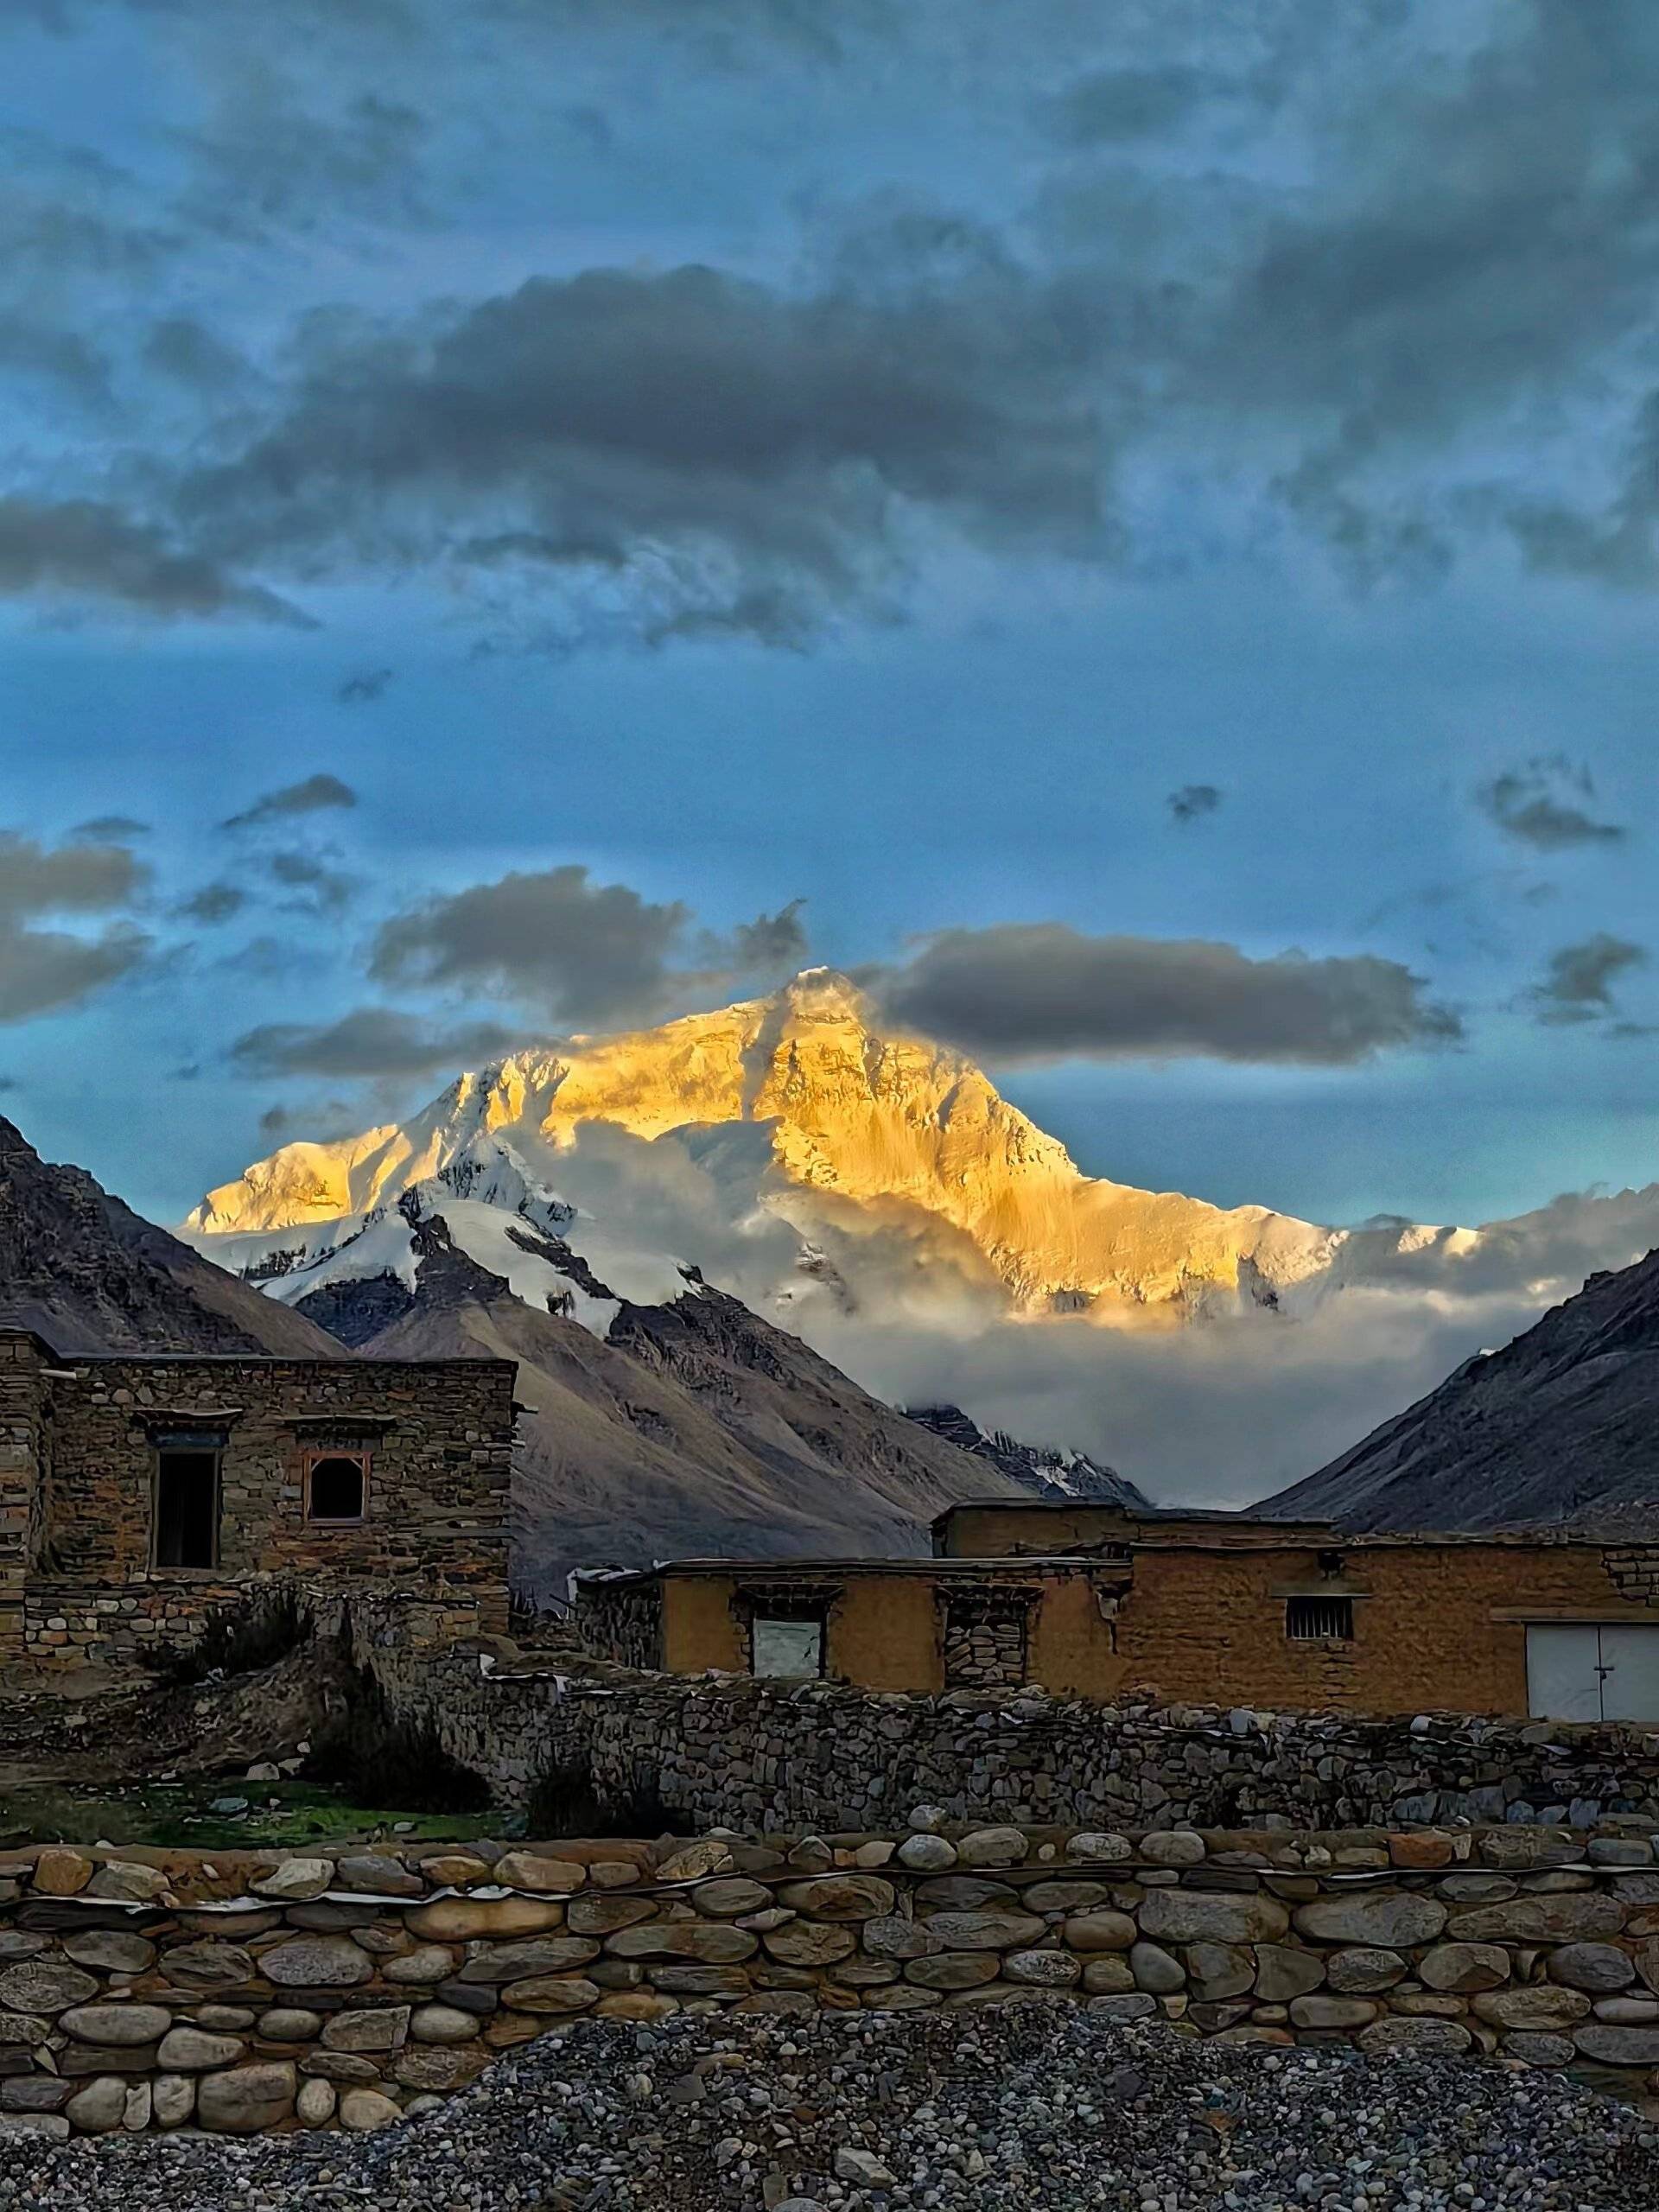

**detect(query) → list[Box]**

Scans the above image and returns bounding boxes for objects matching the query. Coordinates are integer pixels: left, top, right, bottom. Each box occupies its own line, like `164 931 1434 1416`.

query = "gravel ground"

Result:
3 2007 1658 2212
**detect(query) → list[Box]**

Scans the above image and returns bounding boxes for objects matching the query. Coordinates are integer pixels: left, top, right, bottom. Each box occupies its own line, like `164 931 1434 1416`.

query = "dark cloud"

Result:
717 898 809 976
267 849 353 915
337 666 393 703
232 1006 525 1078
0 496 306 624
171 238 1103 645
370 863 691 1027
0 831 149 917
1166 784 1222 826
1524 933 1648 1026
869 924 1462 1067
143 316 247 391
177 882 247 924
1475 757 1626 850
257 1096 360 1141
1039 65 1209 147
0 830 151 1022
223 773 357 828
71 814 150 842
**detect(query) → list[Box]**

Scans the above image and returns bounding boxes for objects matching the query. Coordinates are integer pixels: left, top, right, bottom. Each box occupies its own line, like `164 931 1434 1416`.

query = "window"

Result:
751 1615 824 1677
154 1449 219 1569
305 1452 369 1523
1287 1594 1354 1642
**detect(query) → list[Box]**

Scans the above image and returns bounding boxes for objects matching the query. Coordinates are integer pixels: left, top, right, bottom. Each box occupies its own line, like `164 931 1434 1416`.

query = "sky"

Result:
2 0 1657 1236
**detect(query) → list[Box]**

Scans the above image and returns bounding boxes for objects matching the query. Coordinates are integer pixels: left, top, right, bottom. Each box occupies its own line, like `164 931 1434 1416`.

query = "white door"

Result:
1527 1625 1602 1721
1527 1624 1659 1722
1599 1624 1659 1721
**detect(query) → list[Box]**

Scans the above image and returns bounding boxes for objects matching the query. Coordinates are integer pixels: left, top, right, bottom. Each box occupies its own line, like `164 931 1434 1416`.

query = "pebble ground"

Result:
3 2007 1658 2212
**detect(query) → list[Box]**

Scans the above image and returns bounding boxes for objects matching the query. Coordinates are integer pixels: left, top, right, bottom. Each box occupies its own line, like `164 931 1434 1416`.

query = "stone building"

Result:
575 1502 1659 1722
0 1326 515 1671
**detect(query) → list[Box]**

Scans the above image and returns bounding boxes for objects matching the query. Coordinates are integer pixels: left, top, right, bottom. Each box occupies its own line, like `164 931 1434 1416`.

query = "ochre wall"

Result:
660 1541 1659 1716
939 1503 1334 1558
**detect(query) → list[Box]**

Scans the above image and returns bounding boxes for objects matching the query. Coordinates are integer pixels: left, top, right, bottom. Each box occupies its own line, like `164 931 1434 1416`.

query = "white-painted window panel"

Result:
752 1617 823 1678
1598 1624 1659 1722
1526 1624 1602 1722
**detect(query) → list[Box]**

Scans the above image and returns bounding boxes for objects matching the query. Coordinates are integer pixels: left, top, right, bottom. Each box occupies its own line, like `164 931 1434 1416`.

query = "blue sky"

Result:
1 0 1656 1231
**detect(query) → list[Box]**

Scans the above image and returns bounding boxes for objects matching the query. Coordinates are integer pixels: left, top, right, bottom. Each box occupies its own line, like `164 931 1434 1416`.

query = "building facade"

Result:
575 1507 1659 1721
0 1327 515 1671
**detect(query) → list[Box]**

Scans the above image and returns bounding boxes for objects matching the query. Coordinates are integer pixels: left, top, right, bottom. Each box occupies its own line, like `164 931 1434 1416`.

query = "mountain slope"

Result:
1262 1246 1659 1530
286 1196 1018 1588
0 1117 341 1357
903 1402 1150 1506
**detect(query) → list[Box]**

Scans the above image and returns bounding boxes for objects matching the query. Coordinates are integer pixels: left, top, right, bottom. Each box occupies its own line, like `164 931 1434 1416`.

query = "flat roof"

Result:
0 1326 515 1376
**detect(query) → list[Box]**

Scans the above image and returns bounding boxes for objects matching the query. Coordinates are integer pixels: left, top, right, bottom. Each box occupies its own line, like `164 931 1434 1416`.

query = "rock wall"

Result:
351 1628 1659 1833
7 1821 1659 2139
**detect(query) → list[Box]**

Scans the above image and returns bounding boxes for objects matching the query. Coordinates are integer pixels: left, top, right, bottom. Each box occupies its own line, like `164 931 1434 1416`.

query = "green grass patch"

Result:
0 1776 518 1851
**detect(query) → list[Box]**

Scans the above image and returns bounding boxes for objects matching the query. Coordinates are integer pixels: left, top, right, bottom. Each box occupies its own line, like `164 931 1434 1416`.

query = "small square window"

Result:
751 1616 824 1677
304 1452 369 1524
1287 1595 1354 1642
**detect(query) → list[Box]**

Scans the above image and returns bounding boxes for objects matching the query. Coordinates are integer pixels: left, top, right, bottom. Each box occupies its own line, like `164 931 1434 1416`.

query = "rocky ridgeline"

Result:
9 1820 1659 2139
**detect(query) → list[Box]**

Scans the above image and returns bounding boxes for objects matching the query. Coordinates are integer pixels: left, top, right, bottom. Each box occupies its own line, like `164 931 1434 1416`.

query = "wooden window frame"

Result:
302 1447 372 1528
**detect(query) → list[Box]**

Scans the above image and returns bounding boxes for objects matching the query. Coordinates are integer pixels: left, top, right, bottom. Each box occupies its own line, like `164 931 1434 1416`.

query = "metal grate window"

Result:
1286 1595 1354 1642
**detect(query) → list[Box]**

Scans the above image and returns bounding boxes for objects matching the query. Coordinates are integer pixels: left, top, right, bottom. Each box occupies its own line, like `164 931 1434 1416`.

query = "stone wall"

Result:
353 1632 1659 1834
8 1821 1659 2139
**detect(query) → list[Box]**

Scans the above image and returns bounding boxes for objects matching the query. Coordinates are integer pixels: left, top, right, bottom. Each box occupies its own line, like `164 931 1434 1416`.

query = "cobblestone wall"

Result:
6 1821 1659 2139
353 1631 1659 1834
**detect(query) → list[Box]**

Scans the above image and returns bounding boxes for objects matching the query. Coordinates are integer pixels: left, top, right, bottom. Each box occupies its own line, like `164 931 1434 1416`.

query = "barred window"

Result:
1286 1594 1354 1642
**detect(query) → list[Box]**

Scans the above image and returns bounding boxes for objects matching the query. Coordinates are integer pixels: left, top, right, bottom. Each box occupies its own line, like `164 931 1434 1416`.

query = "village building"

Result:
0 1326 515 1672
575 1497 1659 1723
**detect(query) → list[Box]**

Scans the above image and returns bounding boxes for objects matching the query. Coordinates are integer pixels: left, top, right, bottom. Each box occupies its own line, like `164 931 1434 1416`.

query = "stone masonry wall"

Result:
8 1821 1659 2140
352 1629 1659 1834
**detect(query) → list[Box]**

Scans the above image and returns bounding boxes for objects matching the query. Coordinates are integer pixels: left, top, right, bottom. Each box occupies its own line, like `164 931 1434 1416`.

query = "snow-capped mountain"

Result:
188 968 1427 1324
182 969 1659 1520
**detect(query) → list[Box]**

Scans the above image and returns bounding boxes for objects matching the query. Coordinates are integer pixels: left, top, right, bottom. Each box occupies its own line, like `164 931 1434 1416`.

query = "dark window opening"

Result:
154 1451 219 1569
1287 1594 1354 1642
307 1453 367 1523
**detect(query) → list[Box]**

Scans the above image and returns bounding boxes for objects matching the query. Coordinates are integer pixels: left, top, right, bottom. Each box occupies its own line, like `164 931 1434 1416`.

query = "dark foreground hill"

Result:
0 1117 340 1356
1262 1244 1659 1530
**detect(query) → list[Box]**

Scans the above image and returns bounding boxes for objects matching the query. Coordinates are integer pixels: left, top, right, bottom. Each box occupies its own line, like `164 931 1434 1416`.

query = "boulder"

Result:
897 1836 957 1872
1061 1910 1137 1953
498 1977 601 2014
1138 1891 1289 1946
251 1859 334 1902
65 2077 129 2134
339 2088 404 2133
1003 1951 1082 1987
336 1855 424 1897
1446 1896 1626 1943
1325 1948 1408 1995
492 1852 587 1896
775 1877 895 1921
1288 1994 1379 2030
456 1937 601 1982
762 1923 856 1967
1548 1943 1637 1993
1472 1986 1592 2031
690 1879 771 1918
1358 2017 1472 2056
903 1953 1001 1991
1141 1832 1206 1867
957 1827 1029 1869
1253 1947 1325 2004
257 2008 324 2040
861 1917 940 1961
84 1861 168 1905
160 1942 255 1987
1291 1894 1447 1948
152 2075 196 2128
407 1897 568 1942
1131 1942 1188 1995
321 2007 411 2054
606 1923 758 1963
1416 1943 1510 1994
60 1933 155 1975
260 1936 374 1988
1065 1834 1132 1864
410 2005 481 2044
1081 1956 1136 1995
296 2079 337 2127
156 2027 246 2071
1573 2024 1659 2066
30 1850 92 1898
385 1946 461 1986
59 2005 172 2048
196 2062 298 2133
923 1912 1046 1952
1184 1943 1255 2000
654 1840 734 1884
0 1961 99 2014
